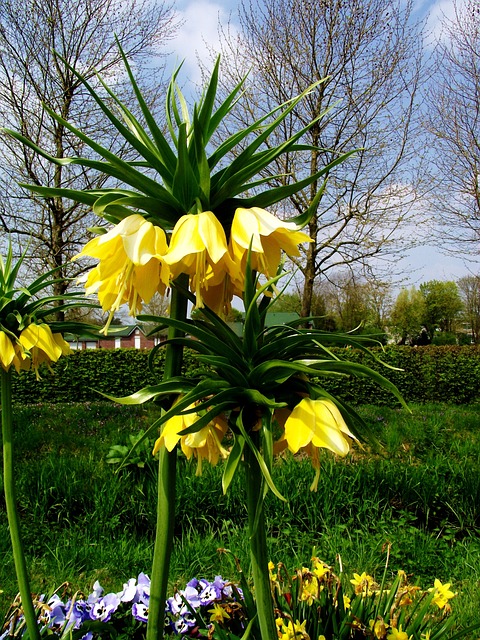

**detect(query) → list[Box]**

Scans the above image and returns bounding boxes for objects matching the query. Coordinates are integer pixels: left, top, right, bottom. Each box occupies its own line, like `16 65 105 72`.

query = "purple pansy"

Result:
89 592 120 622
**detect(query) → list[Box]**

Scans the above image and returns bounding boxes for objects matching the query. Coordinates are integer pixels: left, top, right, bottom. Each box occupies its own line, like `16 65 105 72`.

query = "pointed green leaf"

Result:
222 432 245 494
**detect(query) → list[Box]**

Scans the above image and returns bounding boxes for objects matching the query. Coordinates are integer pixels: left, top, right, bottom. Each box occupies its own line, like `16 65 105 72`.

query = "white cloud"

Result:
169 1 238 84
425 0 467 45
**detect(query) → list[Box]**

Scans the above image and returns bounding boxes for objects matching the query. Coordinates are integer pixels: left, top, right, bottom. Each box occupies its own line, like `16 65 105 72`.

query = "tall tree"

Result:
419 280 464 334
0 0 178 318
425 0 480 256
218 0 425 316
389 286 426 345
316 272 391 334
457 274 480 343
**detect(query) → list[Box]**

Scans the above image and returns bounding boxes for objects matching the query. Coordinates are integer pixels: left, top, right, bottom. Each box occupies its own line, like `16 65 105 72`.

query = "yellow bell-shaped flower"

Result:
0 331 16 372
153 403 229 475
283 397 354 456
279 398 355 490
17 324 72 379
229 207 312 287
163 210 239 310
74 214 169 326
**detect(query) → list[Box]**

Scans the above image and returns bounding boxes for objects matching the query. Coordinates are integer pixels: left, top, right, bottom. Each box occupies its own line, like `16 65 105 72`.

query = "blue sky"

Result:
167 0 473 287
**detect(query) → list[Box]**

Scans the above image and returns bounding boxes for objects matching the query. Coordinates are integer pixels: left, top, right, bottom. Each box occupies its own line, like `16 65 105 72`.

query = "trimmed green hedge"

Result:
318 345 480 405
10 345 480 406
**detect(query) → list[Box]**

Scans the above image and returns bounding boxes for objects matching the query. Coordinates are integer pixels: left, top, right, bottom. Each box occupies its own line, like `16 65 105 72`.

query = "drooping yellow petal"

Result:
229 207 312 288
19 324 62 362
0 331 16 371
74 214 169 323
153 406 229 475
164 211 229 273
164 211 238 311
284 398 353 457
153 409 198 454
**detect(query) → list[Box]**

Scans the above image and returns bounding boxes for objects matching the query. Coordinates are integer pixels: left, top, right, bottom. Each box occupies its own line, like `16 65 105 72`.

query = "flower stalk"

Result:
244 428 277 640
147 275 189 640
1 368 41 640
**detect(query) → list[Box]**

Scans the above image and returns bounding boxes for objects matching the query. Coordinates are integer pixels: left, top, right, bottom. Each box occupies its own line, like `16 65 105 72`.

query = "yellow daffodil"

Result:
152 404 229 475
300 576 319 605
163 210 240 310
276 618 310 640
343 594 351 610
229 207 312 287
428 579 456 609
208 603 231 623
350 572 376 596
312 558 330 580
74 214 169 327
17 324 72 379
370 618 388 639
387 625 411 640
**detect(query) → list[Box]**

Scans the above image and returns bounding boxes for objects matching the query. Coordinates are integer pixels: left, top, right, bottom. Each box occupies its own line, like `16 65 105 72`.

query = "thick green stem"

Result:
1 369 41 640
146 275 189 640
244 436 277 640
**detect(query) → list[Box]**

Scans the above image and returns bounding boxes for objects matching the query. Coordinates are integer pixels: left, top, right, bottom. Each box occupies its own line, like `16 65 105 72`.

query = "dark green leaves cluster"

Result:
0 243 96 337
106 268 407 498
2 48 353 231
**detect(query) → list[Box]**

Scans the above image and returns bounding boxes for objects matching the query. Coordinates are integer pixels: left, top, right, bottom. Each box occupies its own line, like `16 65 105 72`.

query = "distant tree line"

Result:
269 273 480 345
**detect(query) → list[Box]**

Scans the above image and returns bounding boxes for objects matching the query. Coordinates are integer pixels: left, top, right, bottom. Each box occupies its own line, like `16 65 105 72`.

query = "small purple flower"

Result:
174 617 190 635
89 593 120 622
132 602 149 623
167 585 201 616
199 576 225 605
87 580 104 604
117 578 137 603
65 599 88 629
137 573 151 604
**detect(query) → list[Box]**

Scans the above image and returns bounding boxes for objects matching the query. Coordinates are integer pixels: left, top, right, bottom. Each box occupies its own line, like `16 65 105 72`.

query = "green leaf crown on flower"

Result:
106 261 408 495
1 48 353 324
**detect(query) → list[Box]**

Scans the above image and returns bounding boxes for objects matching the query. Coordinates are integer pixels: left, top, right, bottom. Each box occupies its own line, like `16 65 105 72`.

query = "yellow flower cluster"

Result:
0 325 71 379
152 398 354 480
276 617 310 640
74 208 311 325
152 402 229 476
428 578 456 610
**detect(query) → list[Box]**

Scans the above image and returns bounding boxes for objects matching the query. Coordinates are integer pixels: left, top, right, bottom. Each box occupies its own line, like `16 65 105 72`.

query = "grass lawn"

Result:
1 401 480 633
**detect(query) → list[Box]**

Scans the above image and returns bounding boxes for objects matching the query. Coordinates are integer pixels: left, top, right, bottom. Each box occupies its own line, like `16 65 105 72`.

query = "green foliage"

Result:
10 345 480 406
420 280 464 334
2 402 480 633
389 286 426 344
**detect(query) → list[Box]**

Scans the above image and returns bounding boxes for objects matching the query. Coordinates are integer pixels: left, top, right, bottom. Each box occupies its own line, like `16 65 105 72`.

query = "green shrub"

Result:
10 345 480 405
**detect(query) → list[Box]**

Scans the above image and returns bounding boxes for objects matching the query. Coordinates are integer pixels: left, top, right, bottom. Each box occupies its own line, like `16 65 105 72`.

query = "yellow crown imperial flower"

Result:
163 210 240 311
0 330 17 372
229 207 312 288
280 398 354 490
153 404 229 475
17 324 72 380
284 398 354 456
74 214 169 329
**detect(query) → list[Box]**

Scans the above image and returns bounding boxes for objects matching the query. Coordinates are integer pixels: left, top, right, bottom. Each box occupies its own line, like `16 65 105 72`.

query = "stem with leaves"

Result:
146 275 189 640
1 369 41 640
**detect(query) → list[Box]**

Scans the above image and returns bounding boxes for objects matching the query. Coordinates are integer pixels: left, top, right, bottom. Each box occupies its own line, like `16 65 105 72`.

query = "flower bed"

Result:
1 554 465 640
